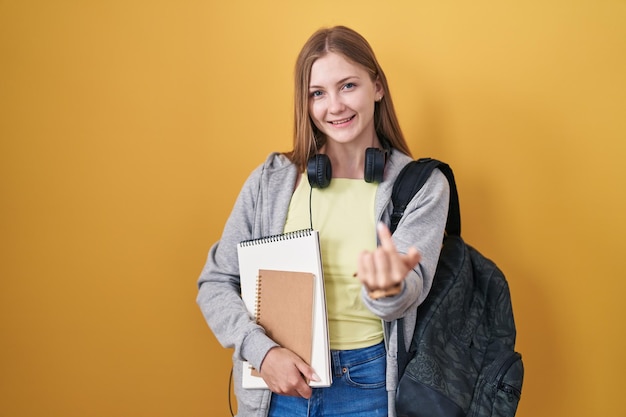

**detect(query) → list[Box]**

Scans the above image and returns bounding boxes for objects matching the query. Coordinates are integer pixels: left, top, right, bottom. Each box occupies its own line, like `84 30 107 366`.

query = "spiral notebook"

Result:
237 229 331 389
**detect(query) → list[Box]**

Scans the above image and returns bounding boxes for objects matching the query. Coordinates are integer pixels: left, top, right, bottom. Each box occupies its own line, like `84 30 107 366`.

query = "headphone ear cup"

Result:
307 154 332 188
364 147 387 183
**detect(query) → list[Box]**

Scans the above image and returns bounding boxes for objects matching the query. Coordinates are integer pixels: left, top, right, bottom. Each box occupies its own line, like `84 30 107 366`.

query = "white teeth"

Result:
330 116 353 125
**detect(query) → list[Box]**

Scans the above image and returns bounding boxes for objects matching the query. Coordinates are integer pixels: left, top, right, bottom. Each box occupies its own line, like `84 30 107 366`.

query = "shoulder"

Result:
263 152 294 169
237 152 298 214
383 153 450 213
387 152 450 193
244 152 297 185
252 152 295 174
386 149 413 179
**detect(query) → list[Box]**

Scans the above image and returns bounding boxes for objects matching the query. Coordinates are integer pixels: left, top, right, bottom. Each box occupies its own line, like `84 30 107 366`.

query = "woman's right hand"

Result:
258 347 320 399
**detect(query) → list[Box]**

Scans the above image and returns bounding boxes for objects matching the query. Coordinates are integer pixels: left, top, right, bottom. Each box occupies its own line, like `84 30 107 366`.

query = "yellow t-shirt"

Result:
284 174 383 350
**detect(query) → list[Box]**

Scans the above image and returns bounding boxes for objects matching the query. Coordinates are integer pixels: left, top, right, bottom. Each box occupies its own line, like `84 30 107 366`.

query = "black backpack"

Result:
390 158 524 417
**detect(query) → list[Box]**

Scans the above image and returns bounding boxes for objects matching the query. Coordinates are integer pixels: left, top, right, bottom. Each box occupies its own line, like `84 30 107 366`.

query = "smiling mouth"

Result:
329 115 355 125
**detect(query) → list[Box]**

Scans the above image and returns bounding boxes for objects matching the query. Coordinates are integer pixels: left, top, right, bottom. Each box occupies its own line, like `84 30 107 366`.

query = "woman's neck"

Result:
321 136 381 179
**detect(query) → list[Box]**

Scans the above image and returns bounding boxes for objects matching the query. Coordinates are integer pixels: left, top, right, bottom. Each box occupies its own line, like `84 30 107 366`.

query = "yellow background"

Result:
1 1 625 416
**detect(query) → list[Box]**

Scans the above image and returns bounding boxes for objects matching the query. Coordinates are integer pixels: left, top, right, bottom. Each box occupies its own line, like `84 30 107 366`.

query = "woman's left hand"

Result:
356 222 421 299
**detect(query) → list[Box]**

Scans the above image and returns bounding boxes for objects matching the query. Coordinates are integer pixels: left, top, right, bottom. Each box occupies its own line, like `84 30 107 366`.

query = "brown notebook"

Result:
251 269 315 376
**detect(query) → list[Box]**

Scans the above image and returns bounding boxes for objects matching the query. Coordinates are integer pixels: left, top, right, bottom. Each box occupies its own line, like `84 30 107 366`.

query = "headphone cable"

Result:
308 185 314 230
228 367 234 416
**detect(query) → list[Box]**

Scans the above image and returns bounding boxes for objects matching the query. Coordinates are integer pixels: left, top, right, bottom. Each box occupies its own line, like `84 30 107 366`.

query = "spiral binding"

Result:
238 228 314 247
254 273 263 324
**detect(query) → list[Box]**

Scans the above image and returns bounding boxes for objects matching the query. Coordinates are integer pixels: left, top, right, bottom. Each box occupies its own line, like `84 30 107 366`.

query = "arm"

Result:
360 168 450 321
196 156 318 397
196 166 278 371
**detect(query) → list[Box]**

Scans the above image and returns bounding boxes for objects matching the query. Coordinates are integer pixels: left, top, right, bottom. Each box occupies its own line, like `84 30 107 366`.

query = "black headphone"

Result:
306 139 390 188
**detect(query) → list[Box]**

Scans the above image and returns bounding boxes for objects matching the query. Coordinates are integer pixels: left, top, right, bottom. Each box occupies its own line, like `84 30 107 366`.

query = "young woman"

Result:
197 26 450 417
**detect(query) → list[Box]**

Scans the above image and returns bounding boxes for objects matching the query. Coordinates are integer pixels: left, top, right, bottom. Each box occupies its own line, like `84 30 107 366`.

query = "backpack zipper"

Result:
494 352 522 399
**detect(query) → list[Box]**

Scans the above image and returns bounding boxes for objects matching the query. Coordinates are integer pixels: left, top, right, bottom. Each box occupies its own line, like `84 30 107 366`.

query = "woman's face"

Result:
308 52 382 149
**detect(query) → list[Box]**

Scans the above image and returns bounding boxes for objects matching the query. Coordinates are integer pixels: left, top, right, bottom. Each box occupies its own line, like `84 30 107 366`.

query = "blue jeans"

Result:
268 341 388 417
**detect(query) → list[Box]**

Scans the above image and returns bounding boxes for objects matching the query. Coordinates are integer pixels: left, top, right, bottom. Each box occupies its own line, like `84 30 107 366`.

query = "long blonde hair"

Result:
286 26 411 172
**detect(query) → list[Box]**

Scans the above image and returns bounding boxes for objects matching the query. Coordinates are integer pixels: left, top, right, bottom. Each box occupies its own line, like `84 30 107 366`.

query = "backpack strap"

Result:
390 158 461 237
392 158 461 377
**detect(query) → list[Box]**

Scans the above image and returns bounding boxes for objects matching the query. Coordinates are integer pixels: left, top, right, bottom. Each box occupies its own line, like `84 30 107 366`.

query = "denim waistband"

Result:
330 341 386 378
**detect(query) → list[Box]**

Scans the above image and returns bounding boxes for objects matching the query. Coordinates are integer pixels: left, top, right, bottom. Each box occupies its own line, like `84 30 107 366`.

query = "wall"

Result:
1 1 624 416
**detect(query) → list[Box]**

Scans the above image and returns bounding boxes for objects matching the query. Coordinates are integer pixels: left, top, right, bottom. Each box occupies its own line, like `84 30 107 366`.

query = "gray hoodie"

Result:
197 150 449 416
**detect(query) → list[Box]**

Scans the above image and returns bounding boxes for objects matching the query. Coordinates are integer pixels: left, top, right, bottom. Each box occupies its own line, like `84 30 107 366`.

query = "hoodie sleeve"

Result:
361 168 450 322
195 160 279 371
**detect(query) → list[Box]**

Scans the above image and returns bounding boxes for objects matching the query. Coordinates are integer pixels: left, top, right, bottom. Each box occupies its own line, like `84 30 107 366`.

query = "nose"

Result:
327 93 345 114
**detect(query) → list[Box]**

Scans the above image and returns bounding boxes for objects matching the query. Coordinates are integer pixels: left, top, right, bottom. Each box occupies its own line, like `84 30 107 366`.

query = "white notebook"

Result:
237 229 331 389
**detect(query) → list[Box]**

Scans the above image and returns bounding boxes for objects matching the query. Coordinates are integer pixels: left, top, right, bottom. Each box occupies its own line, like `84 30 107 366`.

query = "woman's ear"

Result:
374 77 384 101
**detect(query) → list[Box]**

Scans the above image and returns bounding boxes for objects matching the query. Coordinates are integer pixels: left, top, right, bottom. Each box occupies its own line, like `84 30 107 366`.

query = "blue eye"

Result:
343 82 356 90
310 90 323 98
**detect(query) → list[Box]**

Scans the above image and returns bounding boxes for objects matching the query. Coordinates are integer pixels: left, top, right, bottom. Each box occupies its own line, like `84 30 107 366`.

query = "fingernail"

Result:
311 373 321 382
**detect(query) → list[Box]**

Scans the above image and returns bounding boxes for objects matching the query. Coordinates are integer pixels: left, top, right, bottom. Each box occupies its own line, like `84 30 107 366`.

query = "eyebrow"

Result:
309 76 360 90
